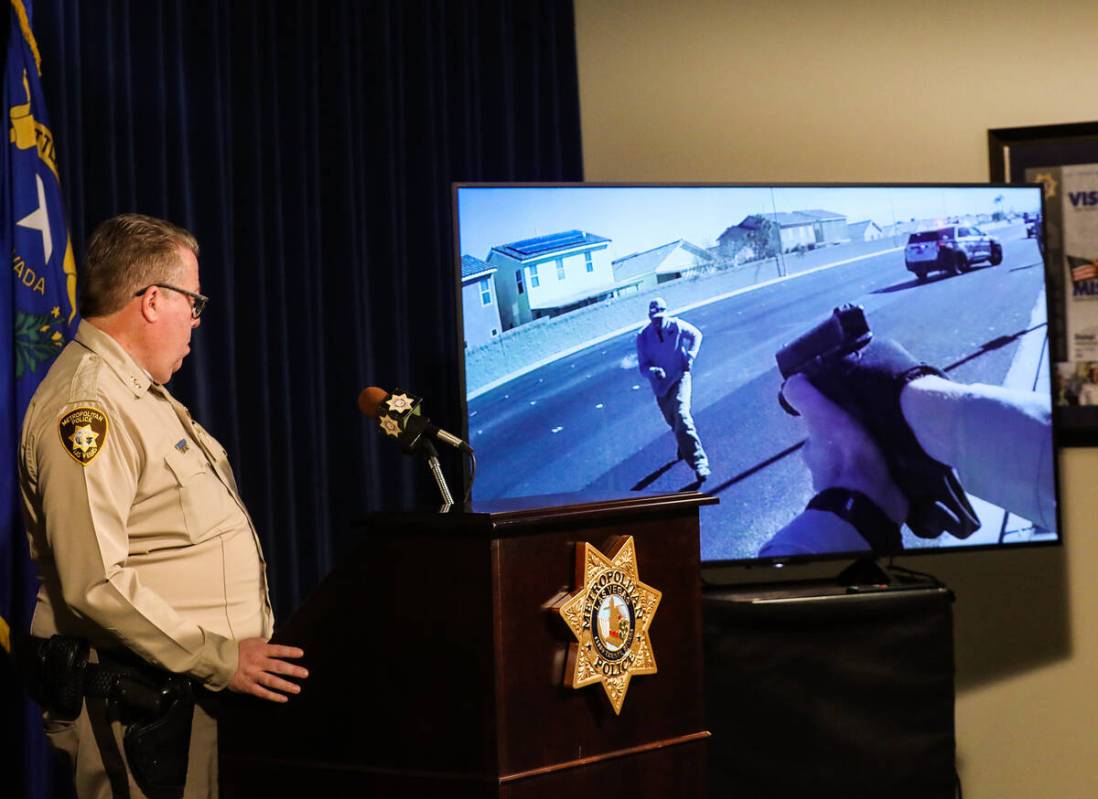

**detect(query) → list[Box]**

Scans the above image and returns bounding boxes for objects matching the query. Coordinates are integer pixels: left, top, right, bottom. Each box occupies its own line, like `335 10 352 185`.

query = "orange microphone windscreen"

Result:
357 386 389 418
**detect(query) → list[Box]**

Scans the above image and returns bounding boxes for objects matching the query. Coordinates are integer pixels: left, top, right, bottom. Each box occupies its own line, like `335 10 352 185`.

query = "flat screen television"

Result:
453 183 1061 566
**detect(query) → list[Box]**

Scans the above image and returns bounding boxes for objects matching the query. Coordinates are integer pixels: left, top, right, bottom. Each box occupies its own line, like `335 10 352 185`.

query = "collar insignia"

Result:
555 535 661 715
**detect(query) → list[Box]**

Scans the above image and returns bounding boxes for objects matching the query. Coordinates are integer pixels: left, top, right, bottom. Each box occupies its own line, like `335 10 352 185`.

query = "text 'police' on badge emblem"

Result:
58 407 110 466
555 535 661 715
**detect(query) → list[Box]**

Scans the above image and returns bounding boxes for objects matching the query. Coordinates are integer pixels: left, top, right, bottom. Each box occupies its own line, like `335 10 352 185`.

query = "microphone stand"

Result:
417 439 454 512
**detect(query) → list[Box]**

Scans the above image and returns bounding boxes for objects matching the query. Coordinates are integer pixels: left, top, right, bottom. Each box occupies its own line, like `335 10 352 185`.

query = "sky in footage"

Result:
457 185 1042 262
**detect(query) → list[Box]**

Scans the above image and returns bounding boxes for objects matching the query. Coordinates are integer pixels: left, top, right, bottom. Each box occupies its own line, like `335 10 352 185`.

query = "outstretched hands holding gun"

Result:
767 305 1055 557
781 373 909 526
777 305 980 542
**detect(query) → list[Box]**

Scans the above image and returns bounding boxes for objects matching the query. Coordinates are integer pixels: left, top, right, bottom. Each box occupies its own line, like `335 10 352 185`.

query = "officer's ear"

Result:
136 286 162 323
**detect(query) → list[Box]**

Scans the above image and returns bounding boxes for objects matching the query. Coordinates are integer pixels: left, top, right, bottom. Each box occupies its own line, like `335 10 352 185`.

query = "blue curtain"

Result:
8 1 583 796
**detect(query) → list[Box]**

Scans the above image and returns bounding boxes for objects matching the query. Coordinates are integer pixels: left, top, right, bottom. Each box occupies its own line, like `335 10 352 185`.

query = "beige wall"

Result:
574 1 1098 796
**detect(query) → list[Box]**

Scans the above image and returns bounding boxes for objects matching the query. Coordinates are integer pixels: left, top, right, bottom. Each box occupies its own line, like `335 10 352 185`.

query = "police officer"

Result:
19 214 307 797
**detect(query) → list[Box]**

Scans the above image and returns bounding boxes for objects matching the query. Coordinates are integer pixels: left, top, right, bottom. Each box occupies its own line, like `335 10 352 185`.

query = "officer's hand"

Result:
649 366 666 380
228 638 308 703
783 373 909 524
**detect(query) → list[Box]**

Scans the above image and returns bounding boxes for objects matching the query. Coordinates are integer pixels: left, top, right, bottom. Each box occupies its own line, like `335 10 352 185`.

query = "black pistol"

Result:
776 304 980 541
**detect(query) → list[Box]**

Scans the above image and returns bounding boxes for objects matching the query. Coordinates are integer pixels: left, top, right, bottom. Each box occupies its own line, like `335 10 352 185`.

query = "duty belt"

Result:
18 634 196 799
21 634 185 720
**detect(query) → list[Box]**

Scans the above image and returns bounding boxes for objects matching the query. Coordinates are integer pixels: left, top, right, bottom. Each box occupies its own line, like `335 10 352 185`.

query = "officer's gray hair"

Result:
79 213 200 317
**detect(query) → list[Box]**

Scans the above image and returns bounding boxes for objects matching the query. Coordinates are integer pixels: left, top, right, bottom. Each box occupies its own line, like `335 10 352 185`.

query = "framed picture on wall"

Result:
989 122 1098 446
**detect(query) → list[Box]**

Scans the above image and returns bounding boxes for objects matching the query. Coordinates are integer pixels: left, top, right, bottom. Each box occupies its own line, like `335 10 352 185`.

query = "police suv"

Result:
904 225 1003 282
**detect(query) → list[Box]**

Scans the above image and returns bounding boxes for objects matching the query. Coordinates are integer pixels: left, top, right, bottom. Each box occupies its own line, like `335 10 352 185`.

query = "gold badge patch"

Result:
58 407 110 466
555 535 661 715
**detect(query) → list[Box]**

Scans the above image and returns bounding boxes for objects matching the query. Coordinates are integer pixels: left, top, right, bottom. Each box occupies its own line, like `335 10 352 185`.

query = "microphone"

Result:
357 387 473 454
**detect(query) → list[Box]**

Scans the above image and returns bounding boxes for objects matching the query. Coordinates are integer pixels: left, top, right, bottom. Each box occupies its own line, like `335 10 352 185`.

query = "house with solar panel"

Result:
486 230 615 330
611 239 715 292
460 255 503 347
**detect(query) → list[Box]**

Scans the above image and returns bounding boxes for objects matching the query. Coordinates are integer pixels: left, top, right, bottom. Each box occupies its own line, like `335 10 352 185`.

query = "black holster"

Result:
18 634 195 799
119 672 194 799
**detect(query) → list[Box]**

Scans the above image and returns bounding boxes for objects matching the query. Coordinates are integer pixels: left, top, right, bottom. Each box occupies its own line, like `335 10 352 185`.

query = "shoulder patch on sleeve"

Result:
58 407 110 466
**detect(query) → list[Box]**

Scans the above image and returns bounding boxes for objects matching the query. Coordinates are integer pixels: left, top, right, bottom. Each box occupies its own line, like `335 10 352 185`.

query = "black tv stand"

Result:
837 555 892 586
703 557 944 602
703 578 956 798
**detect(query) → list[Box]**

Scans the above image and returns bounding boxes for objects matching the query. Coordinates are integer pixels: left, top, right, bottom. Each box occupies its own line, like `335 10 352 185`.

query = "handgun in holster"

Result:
775 304 980 541
16 633 194 799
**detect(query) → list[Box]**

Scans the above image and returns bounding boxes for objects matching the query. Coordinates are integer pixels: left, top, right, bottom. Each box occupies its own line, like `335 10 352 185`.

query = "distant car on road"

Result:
904 225 1003 281
1025 212 1041 238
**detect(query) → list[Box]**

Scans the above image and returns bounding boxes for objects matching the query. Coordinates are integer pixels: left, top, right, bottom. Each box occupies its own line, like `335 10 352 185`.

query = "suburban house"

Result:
611 239 715 292
714 223 756 261
847 219 885 241
797 209 849 246
460 255 503 348
486 230 615 330
717 209 849 257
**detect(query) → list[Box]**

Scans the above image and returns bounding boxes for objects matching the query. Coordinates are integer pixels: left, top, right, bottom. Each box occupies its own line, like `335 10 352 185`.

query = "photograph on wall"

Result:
455 185 1059 564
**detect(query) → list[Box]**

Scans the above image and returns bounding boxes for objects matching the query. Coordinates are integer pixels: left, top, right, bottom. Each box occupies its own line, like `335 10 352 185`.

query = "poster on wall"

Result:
990 122 1098 445
1029 163 1098 440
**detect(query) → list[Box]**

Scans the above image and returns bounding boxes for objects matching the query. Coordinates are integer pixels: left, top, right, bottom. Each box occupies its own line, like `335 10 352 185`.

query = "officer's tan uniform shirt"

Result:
19 320 273 689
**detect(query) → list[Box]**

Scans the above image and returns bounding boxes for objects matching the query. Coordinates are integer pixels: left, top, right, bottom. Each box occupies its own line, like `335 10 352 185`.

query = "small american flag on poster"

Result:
1068 255 1098 283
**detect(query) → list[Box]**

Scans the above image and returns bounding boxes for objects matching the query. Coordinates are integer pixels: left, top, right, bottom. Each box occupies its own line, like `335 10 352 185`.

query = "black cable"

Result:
464 449 477 505
885 561 941 586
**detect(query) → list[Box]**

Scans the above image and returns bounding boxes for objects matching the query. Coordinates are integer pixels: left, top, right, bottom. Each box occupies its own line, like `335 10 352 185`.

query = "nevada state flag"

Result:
1 2 78 794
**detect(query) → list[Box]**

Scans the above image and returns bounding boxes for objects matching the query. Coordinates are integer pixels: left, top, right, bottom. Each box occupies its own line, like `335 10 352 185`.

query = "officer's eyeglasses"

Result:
134 283 209 319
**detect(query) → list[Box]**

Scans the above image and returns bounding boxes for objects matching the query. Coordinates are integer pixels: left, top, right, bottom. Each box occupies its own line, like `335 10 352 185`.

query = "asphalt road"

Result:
467 226 1049 561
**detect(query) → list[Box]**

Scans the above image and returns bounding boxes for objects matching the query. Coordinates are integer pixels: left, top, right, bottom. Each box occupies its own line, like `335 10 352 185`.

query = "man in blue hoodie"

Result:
636 297 710 483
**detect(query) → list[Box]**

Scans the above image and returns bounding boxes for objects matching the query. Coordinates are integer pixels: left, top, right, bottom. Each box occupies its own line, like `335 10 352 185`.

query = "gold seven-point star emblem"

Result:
556 536 661 715
1033 171 1057 200
386 393 415 414
69 424 99 453
379 415 402 437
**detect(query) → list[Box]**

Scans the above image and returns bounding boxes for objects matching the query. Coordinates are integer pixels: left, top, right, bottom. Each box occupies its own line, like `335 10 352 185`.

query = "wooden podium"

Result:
219 492 714 798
